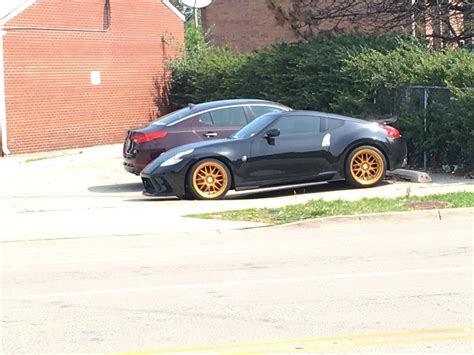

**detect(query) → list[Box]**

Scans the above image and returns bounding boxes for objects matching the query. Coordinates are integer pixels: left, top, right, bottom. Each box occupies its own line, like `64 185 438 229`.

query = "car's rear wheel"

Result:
345 146 386 188
187 159 231 200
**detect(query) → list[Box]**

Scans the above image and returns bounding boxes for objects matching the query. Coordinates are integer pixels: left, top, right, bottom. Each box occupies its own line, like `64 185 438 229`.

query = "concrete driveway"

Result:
1 144 473 242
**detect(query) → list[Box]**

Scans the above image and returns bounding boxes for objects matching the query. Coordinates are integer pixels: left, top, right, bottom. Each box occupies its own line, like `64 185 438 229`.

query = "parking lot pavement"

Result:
0 144 473 242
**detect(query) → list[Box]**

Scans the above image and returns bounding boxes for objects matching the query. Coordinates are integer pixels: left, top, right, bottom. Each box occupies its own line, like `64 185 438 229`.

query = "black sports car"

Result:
123 99 290 175
141 110 407 200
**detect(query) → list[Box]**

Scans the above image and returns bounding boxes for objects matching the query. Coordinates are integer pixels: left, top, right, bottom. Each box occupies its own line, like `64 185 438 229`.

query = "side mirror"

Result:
265 128 280 139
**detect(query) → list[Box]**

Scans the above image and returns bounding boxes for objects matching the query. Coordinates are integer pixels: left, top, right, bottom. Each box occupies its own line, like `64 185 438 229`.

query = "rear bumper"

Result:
123 161 146 175
123 145 166 175
387 137 408 170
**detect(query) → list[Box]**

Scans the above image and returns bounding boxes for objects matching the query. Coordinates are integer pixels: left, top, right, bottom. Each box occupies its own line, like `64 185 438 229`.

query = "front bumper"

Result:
141 176 174 196
141 171 187 197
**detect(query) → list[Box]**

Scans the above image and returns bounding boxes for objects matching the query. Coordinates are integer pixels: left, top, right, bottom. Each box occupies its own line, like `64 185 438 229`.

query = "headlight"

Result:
160 149 194 167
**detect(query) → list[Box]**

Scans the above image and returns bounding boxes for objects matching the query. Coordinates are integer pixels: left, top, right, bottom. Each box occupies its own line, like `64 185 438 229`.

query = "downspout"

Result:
0 30 9 155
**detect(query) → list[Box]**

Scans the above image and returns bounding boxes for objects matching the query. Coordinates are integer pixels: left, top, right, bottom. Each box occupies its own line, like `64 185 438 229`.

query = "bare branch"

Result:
267 0 473 47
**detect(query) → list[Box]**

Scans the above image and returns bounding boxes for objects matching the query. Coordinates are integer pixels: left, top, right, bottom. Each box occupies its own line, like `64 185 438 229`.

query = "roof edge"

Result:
161 0 185 22
0 0 37 26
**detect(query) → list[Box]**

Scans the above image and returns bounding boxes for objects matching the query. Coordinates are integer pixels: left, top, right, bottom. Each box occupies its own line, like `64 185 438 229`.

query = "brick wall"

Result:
3 0 184 154
202 0 298 52
202 0 410 53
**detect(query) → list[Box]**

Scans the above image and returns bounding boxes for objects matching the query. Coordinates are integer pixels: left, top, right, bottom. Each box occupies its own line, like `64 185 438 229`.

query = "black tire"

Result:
345 145 387 188
186 159 231 200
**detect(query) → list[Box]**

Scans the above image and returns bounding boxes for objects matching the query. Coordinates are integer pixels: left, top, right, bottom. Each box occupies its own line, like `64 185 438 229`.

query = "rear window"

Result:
198 112 213 126
210 107 248 126
321 117 345 131
152 108 190 126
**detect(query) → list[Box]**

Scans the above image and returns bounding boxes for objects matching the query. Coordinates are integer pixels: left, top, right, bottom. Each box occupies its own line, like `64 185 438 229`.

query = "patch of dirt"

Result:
403 201 452 210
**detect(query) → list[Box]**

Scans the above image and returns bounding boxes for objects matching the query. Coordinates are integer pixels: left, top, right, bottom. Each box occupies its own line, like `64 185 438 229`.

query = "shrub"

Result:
338 46 473 168
163 31 474 168
168 32 412 110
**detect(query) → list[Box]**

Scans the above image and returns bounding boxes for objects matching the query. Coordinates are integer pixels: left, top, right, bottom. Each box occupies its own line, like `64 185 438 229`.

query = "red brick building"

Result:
201 0 401 52
0 0 184 155
202 0 471 52
202 0 298 52
201 0 373 52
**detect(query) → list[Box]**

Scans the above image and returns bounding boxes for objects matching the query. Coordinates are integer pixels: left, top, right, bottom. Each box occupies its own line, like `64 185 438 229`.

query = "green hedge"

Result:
165 32 474 169
168 33 411 110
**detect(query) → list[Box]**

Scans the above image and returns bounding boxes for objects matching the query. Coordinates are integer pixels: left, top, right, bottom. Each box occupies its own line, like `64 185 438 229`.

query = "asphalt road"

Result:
2 217 473 354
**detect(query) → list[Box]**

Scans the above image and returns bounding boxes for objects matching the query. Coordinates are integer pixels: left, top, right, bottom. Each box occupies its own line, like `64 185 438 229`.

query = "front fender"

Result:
184 154 242 190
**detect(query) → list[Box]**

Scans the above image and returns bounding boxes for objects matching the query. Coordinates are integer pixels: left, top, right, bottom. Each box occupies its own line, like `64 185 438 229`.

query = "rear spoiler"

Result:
368 115 398 125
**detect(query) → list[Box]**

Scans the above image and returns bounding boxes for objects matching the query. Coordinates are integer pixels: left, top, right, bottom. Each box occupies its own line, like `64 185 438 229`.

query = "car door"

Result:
192 106 249 140
247 114 329 185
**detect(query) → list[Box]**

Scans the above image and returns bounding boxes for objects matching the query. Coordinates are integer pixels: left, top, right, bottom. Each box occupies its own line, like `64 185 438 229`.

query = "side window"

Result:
249 106 284 121
270 115 320 136
198 112 213 126
321 117 344 131
210 107 247 126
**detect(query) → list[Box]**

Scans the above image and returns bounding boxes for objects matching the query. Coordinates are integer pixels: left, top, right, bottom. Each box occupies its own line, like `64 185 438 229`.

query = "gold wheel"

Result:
191 160 229 200
349 148 384 186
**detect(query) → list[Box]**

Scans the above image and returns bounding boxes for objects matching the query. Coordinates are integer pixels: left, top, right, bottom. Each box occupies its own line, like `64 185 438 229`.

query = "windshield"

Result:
231 112 279 139
152 108 191 126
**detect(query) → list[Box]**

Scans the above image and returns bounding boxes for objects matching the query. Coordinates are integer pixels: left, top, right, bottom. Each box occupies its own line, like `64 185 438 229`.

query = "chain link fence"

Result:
376 86 474 171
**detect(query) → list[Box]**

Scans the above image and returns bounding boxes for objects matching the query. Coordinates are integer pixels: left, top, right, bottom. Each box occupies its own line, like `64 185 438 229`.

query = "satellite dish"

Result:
182 0 212 9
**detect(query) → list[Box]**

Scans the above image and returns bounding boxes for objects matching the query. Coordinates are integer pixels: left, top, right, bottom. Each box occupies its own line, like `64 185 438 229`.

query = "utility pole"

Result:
194 8 199 28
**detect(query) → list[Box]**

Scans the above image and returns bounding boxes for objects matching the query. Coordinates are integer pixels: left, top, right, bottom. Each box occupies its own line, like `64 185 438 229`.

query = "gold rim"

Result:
192 161 229 199
350 148 384 185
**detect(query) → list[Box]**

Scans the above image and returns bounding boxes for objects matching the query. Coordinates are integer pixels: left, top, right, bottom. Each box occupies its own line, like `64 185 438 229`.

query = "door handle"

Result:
204 132 218 138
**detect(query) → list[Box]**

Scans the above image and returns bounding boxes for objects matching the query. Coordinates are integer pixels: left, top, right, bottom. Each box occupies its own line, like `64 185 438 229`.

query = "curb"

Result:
0 143 122 164
270 207 474 229
0 147 87 164
2 208 471 243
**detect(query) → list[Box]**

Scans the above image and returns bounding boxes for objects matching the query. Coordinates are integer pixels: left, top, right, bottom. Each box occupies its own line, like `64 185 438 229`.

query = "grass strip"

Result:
188 192 474 225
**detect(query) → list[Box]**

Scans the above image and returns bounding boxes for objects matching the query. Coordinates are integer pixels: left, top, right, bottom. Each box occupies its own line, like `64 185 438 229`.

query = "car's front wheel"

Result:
187 159 231 200
345 145 386 188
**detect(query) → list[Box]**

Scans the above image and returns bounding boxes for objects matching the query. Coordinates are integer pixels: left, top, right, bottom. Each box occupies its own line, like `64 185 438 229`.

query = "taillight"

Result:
130 130 168 144
379 124 401 139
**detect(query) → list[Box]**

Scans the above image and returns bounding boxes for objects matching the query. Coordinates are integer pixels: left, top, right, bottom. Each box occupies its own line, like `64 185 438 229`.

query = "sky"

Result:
0 0 27 20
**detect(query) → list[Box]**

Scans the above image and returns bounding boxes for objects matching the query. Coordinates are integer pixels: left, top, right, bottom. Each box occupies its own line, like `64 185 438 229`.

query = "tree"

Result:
266 0 473 48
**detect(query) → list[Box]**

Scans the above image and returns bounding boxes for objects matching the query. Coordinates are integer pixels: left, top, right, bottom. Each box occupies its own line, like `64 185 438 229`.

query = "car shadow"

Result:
227 180 392 200
88 182 143 194
227 181 346 200
88 182 180 201
89 180 392 201
125 196 180 202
